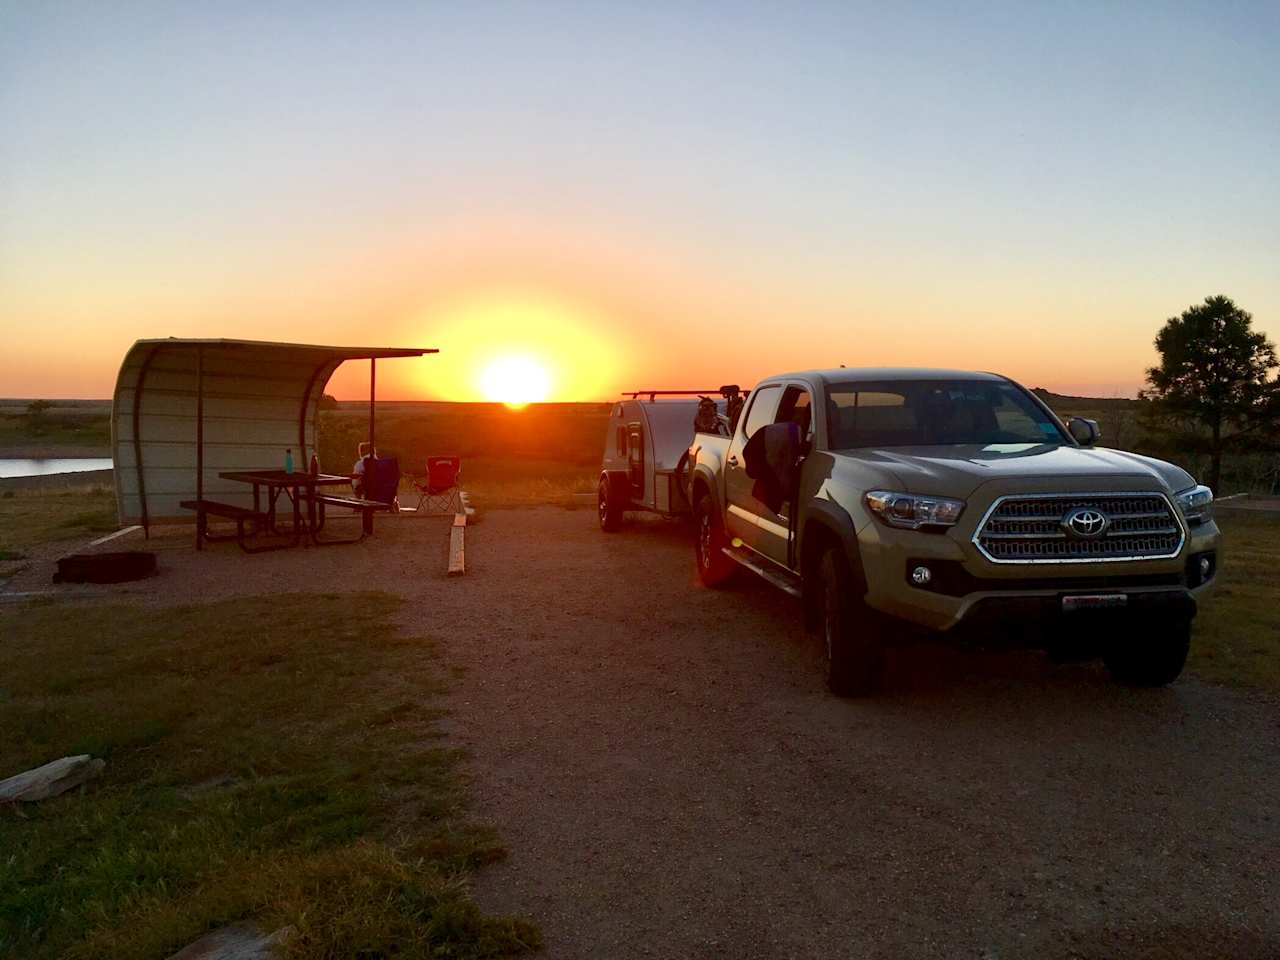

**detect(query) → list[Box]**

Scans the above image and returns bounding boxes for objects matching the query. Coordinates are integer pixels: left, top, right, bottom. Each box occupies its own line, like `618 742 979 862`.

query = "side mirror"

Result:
1067 417 1101 446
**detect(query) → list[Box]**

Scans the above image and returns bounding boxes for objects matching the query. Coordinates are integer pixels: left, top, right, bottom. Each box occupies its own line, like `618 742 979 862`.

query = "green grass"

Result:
0 594 539 959
432 458 595 509
1190 512 1280 694
317 404 609 479
0 486 117 561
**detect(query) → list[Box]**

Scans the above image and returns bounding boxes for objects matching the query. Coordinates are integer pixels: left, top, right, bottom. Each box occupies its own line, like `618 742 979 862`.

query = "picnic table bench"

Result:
314 494 396 538
179 499 278 553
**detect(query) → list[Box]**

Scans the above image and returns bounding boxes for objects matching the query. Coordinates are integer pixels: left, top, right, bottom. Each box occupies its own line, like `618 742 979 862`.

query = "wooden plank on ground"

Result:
447 512 466 576
88 525 142 547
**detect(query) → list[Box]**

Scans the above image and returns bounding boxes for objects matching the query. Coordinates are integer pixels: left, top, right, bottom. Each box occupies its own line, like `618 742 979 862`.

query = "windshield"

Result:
825 380 1067 448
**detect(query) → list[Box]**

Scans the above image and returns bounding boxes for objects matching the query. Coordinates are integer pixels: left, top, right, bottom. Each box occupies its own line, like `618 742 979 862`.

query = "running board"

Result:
722 546 802 598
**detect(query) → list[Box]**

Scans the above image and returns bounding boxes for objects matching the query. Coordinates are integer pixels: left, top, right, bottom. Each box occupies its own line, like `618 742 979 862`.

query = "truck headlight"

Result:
1175 484 1213 525
865 491 965 530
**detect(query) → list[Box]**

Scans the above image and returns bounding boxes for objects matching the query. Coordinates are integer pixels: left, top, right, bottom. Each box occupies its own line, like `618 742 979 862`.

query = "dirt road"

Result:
426 509 1278 960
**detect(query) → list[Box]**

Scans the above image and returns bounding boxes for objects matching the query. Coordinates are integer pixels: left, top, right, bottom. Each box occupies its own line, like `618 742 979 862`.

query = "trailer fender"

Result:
600 469 630 505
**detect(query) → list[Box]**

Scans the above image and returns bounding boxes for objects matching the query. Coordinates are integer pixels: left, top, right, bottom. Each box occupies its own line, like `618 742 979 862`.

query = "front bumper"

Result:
953 588 1196 647
856 509 1221 633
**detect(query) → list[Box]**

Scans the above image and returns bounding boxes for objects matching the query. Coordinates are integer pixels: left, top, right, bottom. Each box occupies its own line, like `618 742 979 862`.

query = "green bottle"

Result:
284 449 294 474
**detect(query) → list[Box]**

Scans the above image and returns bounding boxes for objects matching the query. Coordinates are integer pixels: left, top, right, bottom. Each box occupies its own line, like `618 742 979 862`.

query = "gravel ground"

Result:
5 507 1277 958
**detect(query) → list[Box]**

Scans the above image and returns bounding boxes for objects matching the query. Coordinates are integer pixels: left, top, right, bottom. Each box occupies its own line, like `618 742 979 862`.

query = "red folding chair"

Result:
413 456 462 515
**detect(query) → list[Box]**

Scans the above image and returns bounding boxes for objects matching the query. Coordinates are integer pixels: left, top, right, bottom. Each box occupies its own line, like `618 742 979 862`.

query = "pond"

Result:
0 458 114 479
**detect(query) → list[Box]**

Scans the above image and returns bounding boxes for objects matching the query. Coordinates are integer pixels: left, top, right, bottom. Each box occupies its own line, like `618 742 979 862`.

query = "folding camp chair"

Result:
414 456 462 515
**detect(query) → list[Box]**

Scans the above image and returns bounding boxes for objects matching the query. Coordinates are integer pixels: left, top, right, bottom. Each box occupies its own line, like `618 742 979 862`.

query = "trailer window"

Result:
739 385 781 441
616 426 627 456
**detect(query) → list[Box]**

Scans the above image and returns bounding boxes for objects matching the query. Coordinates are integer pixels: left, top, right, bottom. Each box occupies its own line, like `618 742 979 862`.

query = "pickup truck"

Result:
686 368 1221 696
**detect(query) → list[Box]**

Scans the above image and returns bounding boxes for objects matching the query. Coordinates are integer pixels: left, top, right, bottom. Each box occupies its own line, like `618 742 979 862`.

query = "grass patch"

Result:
317 404 601 509
1190 512 1280 694
387 458 594 510
443 458 595 509
0 594 539 959
0 486 117 557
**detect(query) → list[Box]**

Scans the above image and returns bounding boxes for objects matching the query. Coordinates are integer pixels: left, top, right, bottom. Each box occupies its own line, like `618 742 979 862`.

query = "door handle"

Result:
727 455 740 468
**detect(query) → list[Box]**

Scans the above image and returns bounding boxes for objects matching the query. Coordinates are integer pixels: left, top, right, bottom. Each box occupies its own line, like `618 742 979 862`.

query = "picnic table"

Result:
182 469 392 550
219 470 355 546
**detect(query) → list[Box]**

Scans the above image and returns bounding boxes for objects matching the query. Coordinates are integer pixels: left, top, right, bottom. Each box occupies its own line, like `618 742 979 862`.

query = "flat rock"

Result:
0 755 105 802
167 923 291 960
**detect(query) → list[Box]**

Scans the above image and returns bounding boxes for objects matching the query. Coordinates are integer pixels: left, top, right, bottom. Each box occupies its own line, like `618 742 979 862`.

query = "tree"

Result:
1139 295 1280 492
25 399 53 436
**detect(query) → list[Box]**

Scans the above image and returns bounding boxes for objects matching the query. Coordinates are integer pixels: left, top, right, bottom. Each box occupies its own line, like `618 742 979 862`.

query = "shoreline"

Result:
0 468 114 492
0 446 112 459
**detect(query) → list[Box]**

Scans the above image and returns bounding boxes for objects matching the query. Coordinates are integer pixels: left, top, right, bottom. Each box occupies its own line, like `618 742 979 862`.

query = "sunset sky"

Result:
2 2 1277 401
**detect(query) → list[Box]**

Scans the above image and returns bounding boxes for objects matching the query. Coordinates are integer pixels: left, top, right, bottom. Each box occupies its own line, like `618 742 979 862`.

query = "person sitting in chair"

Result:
352 442 373 497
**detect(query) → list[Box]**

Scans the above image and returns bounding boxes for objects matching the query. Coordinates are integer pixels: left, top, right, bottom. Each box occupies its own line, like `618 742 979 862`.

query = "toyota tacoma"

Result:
686 368 1220 695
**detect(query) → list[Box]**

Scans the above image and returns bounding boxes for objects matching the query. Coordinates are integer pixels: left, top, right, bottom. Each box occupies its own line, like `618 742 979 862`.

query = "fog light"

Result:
1199 557 1211 578
911 565 932 586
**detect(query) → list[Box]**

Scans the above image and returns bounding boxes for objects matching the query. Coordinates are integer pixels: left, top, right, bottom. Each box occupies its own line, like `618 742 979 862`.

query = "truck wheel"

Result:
694 492 736 587
820 546 885 696
1103 617 1191 687
599 476 623 532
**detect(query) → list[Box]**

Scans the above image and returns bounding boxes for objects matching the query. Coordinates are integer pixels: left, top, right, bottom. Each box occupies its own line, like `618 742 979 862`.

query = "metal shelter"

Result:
110 338 435 531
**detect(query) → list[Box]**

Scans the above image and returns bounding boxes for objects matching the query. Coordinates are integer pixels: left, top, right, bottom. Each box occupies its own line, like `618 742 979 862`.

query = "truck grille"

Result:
974 493 1184 564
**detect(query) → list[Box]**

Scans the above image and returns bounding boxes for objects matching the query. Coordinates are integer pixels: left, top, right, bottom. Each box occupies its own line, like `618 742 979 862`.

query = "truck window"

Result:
775 386 813 441
826 380 1066 447
739 384 782 441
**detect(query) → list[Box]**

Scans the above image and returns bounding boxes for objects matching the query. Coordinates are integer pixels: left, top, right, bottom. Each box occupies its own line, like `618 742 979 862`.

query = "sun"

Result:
479 355 551 408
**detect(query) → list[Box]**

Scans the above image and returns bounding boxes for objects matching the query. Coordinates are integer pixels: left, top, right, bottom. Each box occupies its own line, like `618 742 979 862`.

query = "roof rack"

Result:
624 385 742 402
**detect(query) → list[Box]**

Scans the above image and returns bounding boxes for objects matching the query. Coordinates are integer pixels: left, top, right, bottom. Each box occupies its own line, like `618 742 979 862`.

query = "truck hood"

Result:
833 443 1195 499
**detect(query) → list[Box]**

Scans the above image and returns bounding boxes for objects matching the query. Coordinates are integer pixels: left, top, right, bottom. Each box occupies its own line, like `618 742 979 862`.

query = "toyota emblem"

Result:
1062 507 1109 538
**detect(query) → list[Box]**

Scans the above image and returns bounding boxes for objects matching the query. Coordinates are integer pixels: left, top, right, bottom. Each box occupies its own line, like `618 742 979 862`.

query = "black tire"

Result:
1103 617 1191 687
694 491 736 587
819 546 886 697
599 476 623 532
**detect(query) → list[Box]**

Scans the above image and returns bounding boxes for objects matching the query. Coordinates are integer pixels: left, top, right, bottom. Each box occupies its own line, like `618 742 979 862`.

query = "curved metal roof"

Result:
111 338 435 527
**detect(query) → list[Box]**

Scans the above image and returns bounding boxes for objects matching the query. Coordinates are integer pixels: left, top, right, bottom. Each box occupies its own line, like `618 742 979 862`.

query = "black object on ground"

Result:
53 551 156 584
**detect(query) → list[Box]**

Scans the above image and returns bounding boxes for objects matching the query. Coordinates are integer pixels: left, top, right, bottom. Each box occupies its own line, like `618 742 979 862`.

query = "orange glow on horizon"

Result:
402 292 619 403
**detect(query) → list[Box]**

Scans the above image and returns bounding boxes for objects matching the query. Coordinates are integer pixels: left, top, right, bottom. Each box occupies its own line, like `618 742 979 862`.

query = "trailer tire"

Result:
820 546 885 697
599 476 624 532
694 492 736 587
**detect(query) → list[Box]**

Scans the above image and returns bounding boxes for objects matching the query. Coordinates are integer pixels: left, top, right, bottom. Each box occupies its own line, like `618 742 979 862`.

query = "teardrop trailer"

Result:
597 387 744 531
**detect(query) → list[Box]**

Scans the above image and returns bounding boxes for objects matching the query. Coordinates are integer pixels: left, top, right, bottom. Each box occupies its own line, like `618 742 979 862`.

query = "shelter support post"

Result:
131 346 159 538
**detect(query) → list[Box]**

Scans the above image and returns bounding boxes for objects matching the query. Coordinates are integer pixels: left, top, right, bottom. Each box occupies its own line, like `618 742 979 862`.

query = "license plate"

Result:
1062 594 1128 612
